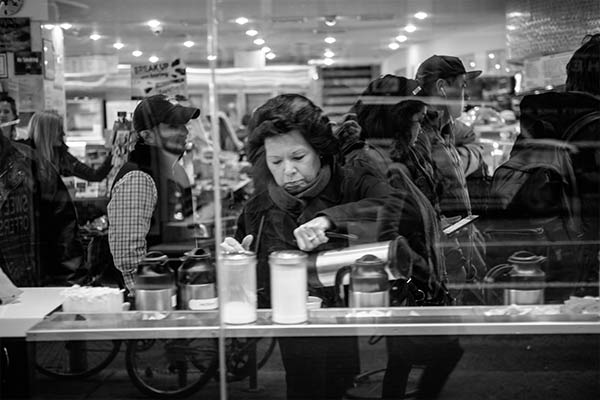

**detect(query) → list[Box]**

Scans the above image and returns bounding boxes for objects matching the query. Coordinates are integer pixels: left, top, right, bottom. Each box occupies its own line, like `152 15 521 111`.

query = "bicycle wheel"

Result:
126 338 218 398
226 337 276 381
35 340 121 379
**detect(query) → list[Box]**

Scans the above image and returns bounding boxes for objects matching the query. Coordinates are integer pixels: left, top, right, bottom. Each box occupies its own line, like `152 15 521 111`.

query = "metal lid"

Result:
269 250 307 265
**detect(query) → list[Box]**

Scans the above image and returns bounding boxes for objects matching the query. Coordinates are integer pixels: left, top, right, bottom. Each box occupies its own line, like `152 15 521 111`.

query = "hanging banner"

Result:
131 58 187 99
0 18 30 53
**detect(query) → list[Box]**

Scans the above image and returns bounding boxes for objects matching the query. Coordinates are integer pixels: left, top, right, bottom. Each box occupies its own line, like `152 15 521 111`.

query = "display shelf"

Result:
27 305 600 342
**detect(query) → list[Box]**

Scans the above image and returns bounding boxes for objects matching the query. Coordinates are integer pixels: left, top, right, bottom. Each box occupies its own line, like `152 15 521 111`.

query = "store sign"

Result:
15 51 42 75
523 51 571 91
131 58 187 99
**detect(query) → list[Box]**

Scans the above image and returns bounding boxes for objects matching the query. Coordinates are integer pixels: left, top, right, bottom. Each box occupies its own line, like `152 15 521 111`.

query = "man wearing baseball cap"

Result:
107 94 200 295
415 55 487 294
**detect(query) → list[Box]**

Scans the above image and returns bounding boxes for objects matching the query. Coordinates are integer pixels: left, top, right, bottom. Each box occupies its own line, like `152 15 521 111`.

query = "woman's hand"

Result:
293 216 331 251
220 235 253 253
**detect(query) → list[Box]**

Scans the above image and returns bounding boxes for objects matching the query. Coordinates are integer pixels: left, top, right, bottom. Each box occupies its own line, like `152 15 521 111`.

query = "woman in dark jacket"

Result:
28 111 112 181
221 94 410 399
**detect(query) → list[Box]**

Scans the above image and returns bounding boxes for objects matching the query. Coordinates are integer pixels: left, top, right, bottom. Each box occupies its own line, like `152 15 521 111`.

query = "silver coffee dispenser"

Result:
334 254 390 307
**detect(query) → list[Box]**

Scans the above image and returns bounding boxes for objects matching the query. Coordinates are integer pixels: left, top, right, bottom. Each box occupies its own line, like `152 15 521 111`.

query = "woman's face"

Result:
264 129 321 193
0 101 16 124
409 107 427 145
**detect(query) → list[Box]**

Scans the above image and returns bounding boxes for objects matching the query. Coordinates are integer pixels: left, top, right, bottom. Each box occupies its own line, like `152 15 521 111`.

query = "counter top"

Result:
0 287 64 337
26 305 600 342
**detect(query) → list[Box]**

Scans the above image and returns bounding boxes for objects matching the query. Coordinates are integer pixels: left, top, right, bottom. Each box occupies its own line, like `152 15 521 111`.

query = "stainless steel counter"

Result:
26 305 600 342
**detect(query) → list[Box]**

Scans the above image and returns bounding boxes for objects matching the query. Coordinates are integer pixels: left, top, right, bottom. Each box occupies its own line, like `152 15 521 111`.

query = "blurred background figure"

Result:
0 94 26 141
27 110 113 182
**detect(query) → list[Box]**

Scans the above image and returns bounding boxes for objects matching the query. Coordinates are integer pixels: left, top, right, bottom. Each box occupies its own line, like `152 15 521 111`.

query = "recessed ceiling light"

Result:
207 55 217 61
43 24 55 30
324 36 336 44
183 40 195 48
149 55 159 63
60 23 72 30
488 53 496 59
494 63 501 70
388 42 400 50
324 49 335 58
253 38 265 45
246 29 258 37
132 50 143 57
469 61 476 68
396 35 408 42
404 24 416 33
506 25 517 31
261 46 271 53
147 20 161 28
414 12 428 20
235 17 249 25
265 52 276 60
505 67 511 73
323 58 334 66
113 41 124 50
90 33 101 41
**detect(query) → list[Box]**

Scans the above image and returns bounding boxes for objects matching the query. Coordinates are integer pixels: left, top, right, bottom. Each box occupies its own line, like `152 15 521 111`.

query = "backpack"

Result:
485 92 600 301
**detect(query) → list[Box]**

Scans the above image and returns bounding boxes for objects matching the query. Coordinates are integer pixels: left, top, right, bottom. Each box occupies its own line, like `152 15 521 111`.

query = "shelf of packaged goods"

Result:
26 305 600 342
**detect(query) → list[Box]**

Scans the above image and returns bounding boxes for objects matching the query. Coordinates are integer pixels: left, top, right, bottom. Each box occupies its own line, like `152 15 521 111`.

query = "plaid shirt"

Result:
107 171 157 294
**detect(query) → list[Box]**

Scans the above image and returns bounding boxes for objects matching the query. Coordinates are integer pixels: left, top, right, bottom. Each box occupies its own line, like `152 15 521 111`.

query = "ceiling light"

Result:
324 16 337 26
414 12 428 20
60 23 72 30
506 25 517 31
246 29 258 37
183 40 195 48
494 63 501 70
404 24 416 33
132 50 143 57
324 49 335 58
469 61 476 68
149 55 159 63
488 53 496 59
396 34 408 42
505 67 511 73
207 55 217 61
43 24 55 30
89 33 101 41
253 38 265 45
323 58 334 66
113 41 124 50
388 42 400 50
235 17 249 25
147 20 161 28
261 46 271 53
265 52 276 60
324 36 336 44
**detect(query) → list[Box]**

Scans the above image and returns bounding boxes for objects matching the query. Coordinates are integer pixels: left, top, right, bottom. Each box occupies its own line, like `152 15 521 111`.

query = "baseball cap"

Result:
416 55 482 84
133 94 200 132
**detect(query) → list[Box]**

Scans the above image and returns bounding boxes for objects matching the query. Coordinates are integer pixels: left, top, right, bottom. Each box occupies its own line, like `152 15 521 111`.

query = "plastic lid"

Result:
221 251 256 265
269 250 307 265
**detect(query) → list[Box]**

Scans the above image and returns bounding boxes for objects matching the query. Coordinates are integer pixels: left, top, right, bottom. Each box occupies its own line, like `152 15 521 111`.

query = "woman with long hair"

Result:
28 110 113 181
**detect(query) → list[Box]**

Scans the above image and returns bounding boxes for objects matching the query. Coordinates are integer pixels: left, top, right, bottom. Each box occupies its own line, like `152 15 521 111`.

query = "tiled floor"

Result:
8 335 600 400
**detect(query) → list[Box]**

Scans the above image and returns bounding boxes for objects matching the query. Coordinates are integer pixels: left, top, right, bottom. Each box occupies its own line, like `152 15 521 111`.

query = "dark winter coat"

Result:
0 134 83 286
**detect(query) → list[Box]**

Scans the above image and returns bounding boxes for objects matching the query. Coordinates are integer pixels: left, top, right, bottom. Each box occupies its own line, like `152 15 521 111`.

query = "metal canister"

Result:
504 251 546 305
177 248 217 310
269 250 308 324
135 252 176 310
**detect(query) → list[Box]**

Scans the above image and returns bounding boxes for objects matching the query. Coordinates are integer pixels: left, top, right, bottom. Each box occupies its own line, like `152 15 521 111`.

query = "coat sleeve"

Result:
454 120 484 177
61 149 113 182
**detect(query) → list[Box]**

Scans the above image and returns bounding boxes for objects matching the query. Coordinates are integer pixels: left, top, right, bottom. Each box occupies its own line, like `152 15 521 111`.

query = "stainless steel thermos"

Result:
177 248 217 310
135 252 177 310
503 251 546 305
334 254 390 307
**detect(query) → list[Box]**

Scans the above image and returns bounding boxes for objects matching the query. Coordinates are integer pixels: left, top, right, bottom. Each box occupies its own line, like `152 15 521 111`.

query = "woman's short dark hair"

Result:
0 94 18 119
246 94 339 185
353 75 426 156
566 33 600 95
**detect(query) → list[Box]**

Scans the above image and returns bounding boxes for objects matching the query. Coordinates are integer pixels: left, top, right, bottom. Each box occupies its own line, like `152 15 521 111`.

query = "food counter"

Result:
26 305 600 342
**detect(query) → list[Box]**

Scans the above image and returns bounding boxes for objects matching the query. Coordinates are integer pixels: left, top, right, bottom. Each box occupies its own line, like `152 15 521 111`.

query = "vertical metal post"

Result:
206 0 226 399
